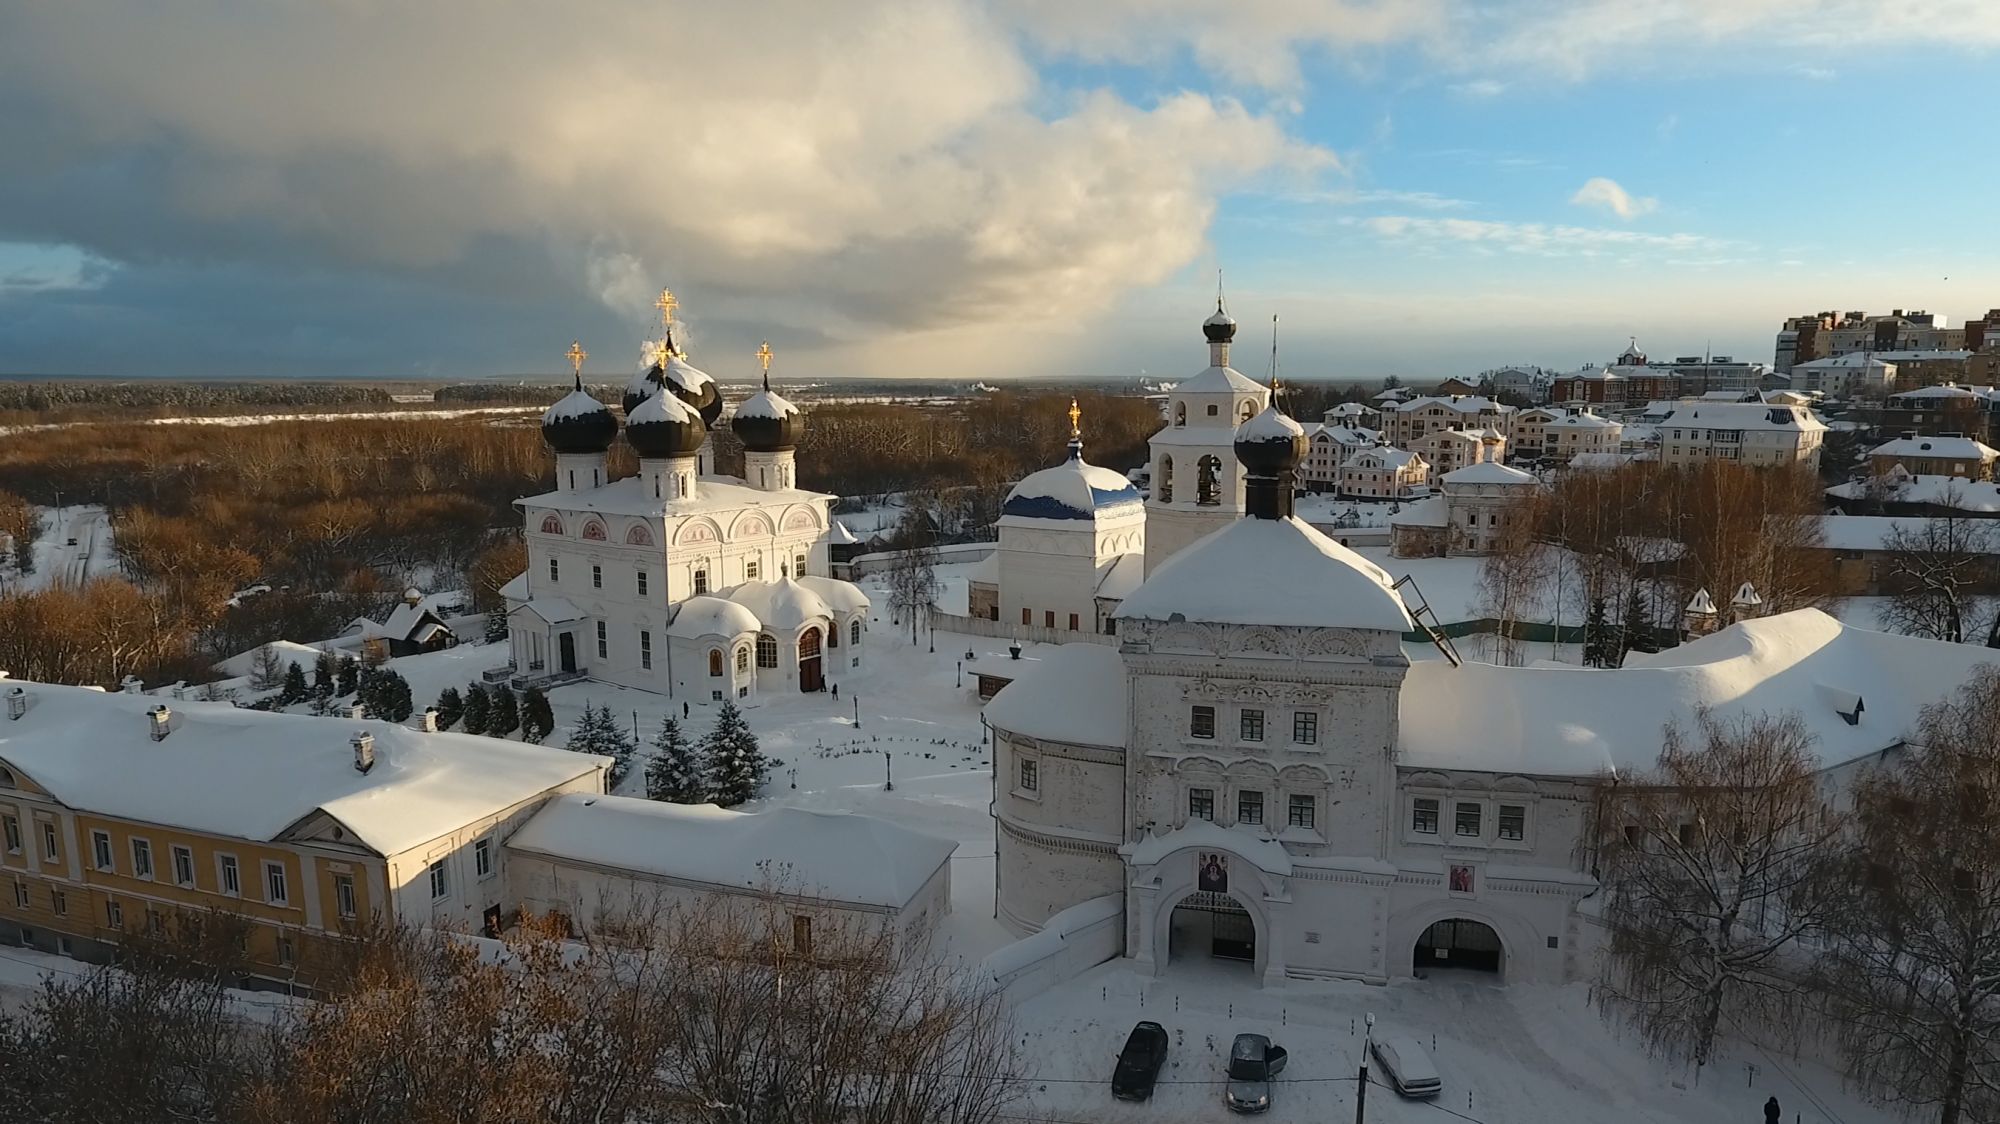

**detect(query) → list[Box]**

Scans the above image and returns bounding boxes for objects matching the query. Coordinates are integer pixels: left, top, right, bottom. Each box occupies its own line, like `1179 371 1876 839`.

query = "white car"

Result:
1371 1035 1442 1098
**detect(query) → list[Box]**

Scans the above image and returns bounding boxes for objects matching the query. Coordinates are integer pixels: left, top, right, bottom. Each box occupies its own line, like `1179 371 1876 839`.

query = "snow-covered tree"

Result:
519 687 554 744
488 686 519 738
374 669 414 722
703 701 767 807
312 652 336 699
336 658 359 698
461 682 491 735
566 702 635 789
434 686 463 731
645 715 706 804
483 610 508 645
249 645 286 692
278 661 309 705
1619 591 1651 662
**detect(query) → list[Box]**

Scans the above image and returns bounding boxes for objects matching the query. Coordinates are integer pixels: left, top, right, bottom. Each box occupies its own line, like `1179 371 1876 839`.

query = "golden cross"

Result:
650 338 671 368
1068 397 1081 439
566 340 588 377
654 288 678 328
757 341 774 374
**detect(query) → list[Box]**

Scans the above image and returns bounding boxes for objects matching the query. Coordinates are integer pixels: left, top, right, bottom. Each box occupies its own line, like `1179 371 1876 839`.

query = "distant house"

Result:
1867 434 2000 481
1433 377 1483 397
351 588 457 661
1337 447 1428 499
1814 515 2000 595
1825 471 2000 518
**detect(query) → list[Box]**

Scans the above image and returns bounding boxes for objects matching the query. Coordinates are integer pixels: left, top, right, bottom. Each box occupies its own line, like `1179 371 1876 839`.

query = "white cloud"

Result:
1570 178 1659 220
1450 79 1508 97
1358 215 1730 257
1286 188 1473 210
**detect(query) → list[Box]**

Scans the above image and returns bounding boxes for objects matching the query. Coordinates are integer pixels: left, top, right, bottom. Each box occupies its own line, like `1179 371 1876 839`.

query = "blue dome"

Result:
1001 447 1143 521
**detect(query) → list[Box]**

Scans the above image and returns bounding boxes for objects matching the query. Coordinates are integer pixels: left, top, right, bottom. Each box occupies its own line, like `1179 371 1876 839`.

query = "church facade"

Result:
502 298 871 701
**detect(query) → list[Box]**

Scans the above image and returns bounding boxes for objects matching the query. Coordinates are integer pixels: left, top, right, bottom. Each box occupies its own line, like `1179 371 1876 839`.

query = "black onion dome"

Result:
665 354 725 426
730 381 803 452
1233 405 1305 475
1203 301 1238 343
624 362 665 415
625 388 707 458
541 376 618 454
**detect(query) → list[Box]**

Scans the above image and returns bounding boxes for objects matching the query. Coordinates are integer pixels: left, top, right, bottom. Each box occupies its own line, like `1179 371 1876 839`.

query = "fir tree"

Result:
566 703 635 789
488 686 519 738
336 659 359 698
519 688 554 744
1620 592 1651 663
369 669 414 722
703 701 767 808
462 683 492 735
645 715 706 803
279 661 309 705
1582 597 1610 668
484 611 508 645
312 653 336 700
249 645 286 692
434 687 464 731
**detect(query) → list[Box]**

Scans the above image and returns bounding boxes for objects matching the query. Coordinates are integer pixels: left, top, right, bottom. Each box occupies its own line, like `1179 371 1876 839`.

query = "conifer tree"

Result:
703 700 767 807
249 645 286 692
434 686 464 731
484 611 508 645
336 658 359 698
519 688 554 744
1620 592 1651 662
462 682 491 735
365 669 414 722
565 703 635 789
279 661 309 705
645 715 706 803
488 686 519 738
312 652 336 700
1582 597 1610 668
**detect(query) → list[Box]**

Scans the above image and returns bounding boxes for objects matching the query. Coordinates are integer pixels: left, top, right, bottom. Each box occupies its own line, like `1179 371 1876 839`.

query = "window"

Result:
746 558 760 580
540 514 563 535
828 619 839 647
1412 797 1440 834
640 630 652 670
637 570 649 597
106 899 122 929
51 889 65 916
11 881 26 908
549 558 559 582
40 822 57 862
1021 607 1031 625
1498 804 1526 841
850 619 862 646
756 634 778 668
428 859 449 900
591 564 602 589
1188 788 1215 821
792 914 813 955
146 907 164 936
736 646 751 673
219 854 241 896
1174 402 1186 426
475 837 493 879
1068 613 1079 631
92 830 113 871
1240 709 1265 742
794 553 807 578
1238 790 1264 826
1190 705 1215 739
1019 759 1038 792
693 568 709 595
1 815 17 854
1677 823 1697 848
1206 404 1218 416
1455 802 1482 838
264 861 289 905
334 874 357 920
1288 711 1320 745
709 649 724 676
1288 794 1316 830
172 845 195 887
131 838 153 880
278 937 295 967
1045 610 1055 628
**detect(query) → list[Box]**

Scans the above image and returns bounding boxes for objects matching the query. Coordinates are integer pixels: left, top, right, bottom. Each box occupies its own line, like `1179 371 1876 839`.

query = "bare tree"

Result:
1476 491 1552 666
1823 666 2000 1124
1878 505 2000 644
1594 709 1847 1070
886 508 940 644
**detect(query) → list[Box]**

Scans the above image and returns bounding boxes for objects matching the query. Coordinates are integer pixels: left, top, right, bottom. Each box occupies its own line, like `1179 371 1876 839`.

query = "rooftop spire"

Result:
757 340 774 392
655 288 679 355
1066 397 1083 459
566 339 588 390
1216 268 1226 315
1268 313 1280 395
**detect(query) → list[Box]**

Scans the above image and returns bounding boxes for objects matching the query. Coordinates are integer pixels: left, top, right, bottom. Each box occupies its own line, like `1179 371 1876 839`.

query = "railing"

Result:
926 610 1117 647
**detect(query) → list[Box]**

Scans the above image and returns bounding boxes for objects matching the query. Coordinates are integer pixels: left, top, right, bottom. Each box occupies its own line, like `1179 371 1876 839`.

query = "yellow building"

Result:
0 677 607 991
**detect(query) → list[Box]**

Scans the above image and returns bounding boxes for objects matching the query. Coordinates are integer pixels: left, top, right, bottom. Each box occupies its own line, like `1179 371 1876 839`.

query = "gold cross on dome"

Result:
757 341 774 374
654 288 678 328
566 340 588 376
650 338 671 367
1068 397 1081 438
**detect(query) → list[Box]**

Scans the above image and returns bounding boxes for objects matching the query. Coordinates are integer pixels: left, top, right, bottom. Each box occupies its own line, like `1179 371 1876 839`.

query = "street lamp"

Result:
853 695 860 729
1355 1012 1375 1124
956 660 962 688
884 749 894 791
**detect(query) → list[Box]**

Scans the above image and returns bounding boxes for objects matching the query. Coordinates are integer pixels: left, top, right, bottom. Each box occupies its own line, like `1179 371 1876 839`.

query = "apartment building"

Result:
1867 434 2000 481
1301 422 1383 493
1378 395 1517 448
1336 447 1429 498
1775 308 2000 375
1654 402 1827 470
1789 353 1896 399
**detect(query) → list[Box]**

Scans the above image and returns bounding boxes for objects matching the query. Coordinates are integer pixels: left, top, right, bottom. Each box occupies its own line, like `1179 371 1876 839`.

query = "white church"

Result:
500 300 871 701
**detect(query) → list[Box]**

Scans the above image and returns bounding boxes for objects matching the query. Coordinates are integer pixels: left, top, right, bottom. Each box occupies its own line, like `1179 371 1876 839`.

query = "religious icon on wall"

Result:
1197 851 1228 894
1449 863 1475 894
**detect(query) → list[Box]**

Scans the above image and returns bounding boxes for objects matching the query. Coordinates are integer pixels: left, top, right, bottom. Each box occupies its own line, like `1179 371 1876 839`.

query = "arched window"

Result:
540 515 563 535
626 525 654 546
581 521 607 542
0 767 14 789
1196 455 1222 506
850 619 862 646
756 634 779 668
708 649 724 677
1157 456 1174 503
1239 400 1255 422
828 619 840 648
799 629 821 659
735 646 750 673
1174 402 1186 427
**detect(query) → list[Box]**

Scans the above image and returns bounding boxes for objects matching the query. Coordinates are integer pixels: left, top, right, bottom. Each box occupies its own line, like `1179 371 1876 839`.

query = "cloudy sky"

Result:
1 1 1995 383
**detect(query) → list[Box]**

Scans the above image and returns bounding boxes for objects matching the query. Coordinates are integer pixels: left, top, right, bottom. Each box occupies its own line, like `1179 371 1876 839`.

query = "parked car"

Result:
1371 1035 1442 1098
1223 1032 1287 1113
1111 1020 1169 1101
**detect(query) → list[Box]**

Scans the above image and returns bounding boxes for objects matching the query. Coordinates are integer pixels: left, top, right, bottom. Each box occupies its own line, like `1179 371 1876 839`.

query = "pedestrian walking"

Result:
682 701 689 719
1764 1096 1780 1124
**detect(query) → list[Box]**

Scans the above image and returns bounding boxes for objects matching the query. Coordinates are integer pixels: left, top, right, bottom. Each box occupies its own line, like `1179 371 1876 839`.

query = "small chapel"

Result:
499 290 872 701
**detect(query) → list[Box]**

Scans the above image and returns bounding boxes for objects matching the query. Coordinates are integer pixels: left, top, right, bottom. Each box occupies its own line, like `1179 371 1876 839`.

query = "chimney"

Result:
352 731 376 774
148 705 172 741
121 676 144 695
346 702 367 720
420 707 439 733
5 687 26 722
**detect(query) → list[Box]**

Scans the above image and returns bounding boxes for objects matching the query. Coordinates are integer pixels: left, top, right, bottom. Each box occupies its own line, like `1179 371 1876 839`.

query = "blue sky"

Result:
1 2 1995 382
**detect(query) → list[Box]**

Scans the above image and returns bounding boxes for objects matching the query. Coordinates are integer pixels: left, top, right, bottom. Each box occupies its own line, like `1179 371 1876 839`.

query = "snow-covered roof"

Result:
1350 447 1421 470
1398 610 2000 777
1869 435 1999 461
1236 405 1304 442
965 553 999 585
1125 819 1292 875
1888 384 1996 401
663 354 713 394
1825 474 2000 512
1874 349 1973 362
796 574 871 614
519 597 586 625
1392 395 1514 416
1567 451 1648 470
667 595 762 640
982 643 1128 749
507 794 955 910
1656 403 1827 433
1546 413 1620 430
725 578 834 630
1685 588 1717 615
1001 450 1143 522
497 572 529 602
733 388 799 420
1177 364 1267 396
1093 552 1145 601
519 476 832 518
1816 515 2000 554
1316 425 1381 447
1441 462 1538 487
0 681 607 856
1115 516 1413 632
630 387 700 425
1326 402 1375 417
212 640 332 680
820 520 860 546
1387 496 1447 528
1794 353 1894 370
542 387 611 424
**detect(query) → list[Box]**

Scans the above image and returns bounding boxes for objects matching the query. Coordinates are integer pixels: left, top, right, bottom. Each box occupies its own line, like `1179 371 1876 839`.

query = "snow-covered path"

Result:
1 504 118 593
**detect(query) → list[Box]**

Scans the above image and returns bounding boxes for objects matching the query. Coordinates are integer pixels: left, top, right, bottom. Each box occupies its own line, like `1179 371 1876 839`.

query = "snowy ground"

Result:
1294 493 1400 529
0 505 118 593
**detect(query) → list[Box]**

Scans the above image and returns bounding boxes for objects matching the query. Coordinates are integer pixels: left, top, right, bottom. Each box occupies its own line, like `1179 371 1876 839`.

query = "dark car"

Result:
1224 1032 1287 1114
1111 1020 1170 1101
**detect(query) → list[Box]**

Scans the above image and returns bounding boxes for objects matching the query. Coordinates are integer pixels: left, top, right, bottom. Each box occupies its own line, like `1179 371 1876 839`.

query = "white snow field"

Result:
0 504 117 593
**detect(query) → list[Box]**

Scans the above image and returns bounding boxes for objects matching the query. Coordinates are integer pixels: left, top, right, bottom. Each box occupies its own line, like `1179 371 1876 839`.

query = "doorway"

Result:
798 627 824 692
1413 918 1503 976
558 632 577 673
1170 891 1256 967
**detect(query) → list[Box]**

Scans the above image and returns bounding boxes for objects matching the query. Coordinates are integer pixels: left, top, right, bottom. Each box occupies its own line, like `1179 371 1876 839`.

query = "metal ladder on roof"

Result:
1391 574 1461 667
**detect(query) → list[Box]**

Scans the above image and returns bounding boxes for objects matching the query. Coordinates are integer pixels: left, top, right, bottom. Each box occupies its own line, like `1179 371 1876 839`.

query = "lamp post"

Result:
853 695 860 729
884 750 893 791
957 660 962 688
1355 1012 1374 1124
